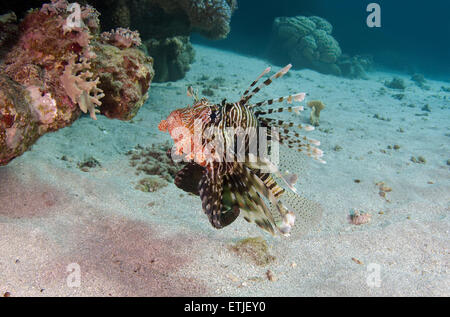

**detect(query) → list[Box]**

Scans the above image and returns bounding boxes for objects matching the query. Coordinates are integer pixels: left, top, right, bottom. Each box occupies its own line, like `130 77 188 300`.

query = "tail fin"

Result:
268 190 323 238
225 166 278 235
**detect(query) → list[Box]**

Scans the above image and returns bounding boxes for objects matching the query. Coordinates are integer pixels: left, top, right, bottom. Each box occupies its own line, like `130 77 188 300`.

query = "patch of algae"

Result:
127 142 183 182
228 237 276 266
135 176 168 193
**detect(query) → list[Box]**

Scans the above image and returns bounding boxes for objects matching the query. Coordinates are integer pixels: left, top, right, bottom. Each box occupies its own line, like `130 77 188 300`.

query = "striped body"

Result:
158 64 324 236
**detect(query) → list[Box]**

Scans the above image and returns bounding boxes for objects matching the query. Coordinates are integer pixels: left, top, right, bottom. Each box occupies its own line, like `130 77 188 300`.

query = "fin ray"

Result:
240 64 292 105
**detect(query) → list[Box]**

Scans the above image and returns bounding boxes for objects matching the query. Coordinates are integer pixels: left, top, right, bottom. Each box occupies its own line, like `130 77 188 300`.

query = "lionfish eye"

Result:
210 111 217 121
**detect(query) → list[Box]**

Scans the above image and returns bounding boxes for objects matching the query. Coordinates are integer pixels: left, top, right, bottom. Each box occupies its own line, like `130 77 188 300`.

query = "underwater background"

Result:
0 0 449 296
194 0 450 81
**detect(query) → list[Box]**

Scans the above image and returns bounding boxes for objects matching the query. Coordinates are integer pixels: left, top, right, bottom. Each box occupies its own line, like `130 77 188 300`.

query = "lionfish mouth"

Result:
158 64 324 237
158 110 183 134
158 119 168 132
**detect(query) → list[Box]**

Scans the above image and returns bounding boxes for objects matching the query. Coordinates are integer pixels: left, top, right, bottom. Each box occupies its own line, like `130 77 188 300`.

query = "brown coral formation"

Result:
269 15 342 76
90 42 154 120
0 1 154 166
145 36 195 82
0 12 19 53
0 75 40 166
269 15 373 79
90 0 237 82
6 1 236 83
96 0 237 41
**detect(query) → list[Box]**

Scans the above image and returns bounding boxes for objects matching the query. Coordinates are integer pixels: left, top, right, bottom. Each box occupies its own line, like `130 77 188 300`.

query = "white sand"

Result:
0 45 448 296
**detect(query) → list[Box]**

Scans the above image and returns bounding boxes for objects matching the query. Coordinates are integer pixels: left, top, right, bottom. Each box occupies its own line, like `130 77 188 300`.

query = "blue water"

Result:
193 0 450 81
1 0 449 297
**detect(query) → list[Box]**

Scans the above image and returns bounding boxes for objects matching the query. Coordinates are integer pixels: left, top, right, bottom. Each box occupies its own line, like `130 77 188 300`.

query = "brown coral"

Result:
135 176 168 192
98 0 237 40
145 36 194 82
0 75 40 166
0 1 154 165
90 43 154 120
2 1 102 127
88 0 236 82
269 15 342 76
307 100 325 126
0 1 102 165
0 12 19 51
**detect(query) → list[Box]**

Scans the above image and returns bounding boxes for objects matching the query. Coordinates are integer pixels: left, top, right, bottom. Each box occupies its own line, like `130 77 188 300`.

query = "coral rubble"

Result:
410 73 430 90
127 142 184 182
348 210 371 225
337 54 374 79
77 156 102 172
384 77 406 90
0 0 154 166
228 237 276 266
135 176 168 192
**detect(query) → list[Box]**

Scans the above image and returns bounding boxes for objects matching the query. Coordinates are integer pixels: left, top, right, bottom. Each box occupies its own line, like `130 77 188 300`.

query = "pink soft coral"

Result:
60 55 104 120
3 1 104 122
101 27 142 49
1 1 153 166
40 0 69 14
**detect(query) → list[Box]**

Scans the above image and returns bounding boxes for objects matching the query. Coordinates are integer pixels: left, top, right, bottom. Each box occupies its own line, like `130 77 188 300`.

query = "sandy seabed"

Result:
0 45 449 296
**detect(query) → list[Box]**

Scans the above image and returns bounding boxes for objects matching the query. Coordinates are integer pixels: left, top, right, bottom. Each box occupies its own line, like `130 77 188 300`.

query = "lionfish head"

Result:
158 109 183 135
158 100 213 162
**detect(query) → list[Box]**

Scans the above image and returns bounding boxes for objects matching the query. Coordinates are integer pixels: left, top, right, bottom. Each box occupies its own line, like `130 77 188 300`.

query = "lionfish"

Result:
158 64 324 236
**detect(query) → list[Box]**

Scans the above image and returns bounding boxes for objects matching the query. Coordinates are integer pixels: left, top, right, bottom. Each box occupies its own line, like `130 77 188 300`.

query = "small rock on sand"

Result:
266 270 278 282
